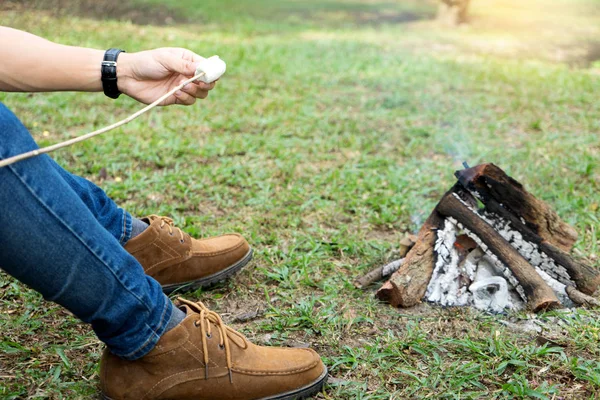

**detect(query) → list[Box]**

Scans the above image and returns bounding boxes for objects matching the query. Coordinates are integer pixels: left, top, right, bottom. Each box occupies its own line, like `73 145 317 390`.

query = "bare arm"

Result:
0 26 216 105
0 27 104 92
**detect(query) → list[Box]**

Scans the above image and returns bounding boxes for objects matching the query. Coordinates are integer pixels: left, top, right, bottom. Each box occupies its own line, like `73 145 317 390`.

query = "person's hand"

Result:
117 48 217 106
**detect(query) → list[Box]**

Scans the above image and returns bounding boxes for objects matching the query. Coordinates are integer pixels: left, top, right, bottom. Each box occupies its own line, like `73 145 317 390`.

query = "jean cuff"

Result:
114 296 174 361
119 210 133 245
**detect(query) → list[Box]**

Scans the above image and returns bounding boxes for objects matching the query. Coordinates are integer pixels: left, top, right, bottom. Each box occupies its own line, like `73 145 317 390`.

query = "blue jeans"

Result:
0 103 173 360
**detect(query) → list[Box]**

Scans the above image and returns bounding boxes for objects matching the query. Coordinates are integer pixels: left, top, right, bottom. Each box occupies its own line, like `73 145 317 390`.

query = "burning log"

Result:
377 201 445 307
437 191 560 312
455 164 578 252
377 164 600 313
456 164 600 296
479 197 600 295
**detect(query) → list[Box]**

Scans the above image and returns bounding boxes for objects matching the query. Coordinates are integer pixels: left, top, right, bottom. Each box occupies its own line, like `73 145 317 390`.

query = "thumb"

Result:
159 53 197 76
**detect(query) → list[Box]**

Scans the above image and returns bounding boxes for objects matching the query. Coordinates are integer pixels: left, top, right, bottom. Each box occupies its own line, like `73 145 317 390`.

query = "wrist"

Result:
101 49 129 98
72 47 105 92
116 52 135 95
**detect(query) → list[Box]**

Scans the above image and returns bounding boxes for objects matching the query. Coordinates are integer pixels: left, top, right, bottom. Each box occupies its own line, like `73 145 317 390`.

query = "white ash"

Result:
459 195 572 285
475 253 503 278
520 217 527 225
462 247 482 281
474 255 525 310
500 318 543 334
445 203 527 301
469 250 516 311
469 277 510 313
468 189 484 201
426 219 470 306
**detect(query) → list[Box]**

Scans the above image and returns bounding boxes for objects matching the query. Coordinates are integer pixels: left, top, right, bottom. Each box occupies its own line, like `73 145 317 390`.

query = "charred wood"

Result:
455 164 578 252
437 192 561 312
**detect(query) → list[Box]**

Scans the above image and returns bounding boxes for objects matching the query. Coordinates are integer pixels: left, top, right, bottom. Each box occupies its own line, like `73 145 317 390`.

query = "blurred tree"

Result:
437 0 470 26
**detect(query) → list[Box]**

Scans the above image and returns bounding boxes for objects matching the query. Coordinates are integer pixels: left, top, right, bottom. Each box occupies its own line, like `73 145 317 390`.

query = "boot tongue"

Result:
145 214 162 224
146 214 175 228
180 300 204 314
180 304 195 315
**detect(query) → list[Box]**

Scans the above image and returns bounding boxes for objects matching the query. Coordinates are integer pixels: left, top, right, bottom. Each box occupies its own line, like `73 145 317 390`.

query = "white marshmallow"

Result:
195 56 226 83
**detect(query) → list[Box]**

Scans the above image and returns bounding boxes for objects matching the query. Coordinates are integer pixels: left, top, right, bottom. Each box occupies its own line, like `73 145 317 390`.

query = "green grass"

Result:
1 0 600 398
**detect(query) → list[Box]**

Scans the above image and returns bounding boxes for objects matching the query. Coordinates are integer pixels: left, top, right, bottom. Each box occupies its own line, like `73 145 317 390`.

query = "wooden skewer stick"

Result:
0 71 207 168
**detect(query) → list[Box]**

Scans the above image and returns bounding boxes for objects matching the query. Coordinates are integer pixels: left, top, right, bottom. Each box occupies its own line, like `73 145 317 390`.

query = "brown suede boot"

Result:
100 299 328 400
125 215 253 294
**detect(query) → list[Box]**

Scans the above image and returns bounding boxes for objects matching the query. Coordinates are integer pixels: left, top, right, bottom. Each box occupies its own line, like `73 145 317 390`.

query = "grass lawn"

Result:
1 0 600 398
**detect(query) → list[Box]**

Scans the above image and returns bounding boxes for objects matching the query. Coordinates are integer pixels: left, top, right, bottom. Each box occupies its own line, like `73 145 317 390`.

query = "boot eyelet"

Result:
206 333 212 339
180 239 185 243
169 232 174 236
194 321 200 328
219 344 225 350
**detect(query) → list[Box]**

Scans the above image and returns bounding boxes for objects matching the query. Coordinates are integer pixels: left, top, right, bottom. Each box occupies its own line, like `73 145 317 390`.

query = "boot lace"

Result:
178 298 248 383
150 215 186 243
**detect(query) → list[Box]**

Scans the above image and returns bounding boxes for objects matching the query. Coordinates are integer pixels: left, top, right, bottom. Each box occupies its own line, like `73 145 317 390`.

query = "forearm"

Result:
0 27 215 106
0 27 106 92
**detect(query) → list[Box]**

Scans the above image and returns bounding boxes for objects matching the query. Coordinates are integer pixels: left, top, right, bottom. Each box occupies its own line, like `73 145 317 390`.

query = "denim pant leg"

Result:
0 103 171 360
49 161 133 245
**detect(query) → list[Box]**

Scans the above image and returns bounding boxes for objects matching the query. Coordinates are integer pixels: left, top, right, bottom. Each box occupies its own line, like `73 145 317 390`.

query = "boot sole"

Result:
259 367 328 400
101 367 328 400
161 248 253 295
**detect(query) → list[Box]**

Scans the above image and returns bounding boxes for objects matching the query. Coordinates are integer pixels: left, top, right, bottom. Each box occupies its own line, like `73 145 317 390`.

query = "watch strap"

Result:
101 48 126 99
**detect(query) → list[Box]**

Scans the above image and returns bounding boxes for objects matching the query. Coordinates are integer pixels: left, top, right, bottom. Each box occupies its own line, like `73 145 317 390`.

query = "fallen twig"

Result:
566 286 600 308
354 235 415 289
354 258 405 289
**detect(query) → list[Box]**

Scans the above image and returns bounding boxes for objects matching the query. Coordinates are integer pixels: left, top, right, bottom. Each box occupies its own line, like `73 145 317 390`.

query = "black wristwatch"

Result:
101 48 126 99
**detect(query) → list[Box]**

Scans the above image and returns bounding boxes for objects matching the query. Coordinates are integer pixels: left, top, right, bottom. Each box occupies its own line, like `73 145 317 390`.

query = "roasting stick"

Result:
0 55 226 168
0 72 205 168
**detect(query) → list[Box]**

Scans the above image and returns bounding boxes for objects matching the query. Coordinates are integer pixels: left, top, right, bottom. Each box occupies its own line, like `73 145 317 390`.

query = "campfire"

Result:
363 164 600 313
